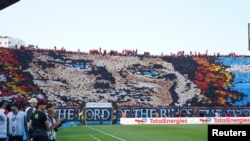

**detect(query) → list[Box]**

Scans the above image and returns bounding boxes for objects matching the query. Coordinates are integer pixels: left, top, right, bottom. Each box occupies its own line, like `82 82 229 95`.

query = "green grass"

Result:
57 124 208 141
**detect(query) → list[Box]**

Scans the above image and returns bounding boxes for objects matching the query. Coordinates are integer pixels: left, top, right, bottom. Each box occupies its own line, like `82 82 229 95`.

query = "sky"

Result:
1 0 250 55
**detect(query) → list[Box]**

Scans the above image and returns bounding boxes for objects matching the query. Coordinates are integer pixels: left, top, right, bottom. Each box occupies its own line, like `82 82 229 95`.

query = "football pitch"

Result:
57 124 208 141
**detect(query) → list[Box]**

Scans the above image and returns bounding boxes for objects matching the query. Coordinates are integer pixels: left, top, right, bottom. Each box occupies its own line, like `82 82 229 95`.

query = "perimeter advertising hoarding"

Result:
120 117 250 125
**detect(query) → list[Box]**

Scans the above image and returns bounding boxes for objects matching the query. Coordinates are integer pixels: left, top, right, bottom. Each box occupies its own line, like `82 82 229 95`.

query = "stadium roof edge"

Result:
0 0 20 10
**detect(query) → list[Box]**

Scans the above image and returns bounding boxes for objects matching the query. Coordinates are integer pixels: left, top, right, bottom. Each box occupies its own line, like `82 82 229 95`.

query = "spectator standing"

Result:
25 98 38 140
0 101 8 141
47 107 64 141
78 109 85 125
112 109 117 124
7 102 28 141
215 110 221 117
25 98 38 122
29 101 49 141
226 111 232 117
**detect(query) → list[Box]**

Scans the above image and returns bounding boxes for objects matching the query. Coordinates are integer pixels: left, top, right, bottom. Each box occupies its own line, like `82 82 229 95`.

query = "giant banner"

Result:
55 107 250 123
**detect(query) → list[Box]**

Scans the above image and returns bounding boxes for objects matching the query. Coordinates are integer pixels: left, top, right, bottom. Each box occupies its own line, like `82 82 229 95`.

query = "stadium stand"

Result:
1 46 250 110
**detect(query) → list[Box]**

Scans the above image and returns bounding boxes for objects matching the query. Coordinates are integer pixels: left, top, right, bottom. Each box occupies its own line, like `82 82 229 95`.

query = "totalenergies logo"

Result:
134 118 148 124
199 117 212 124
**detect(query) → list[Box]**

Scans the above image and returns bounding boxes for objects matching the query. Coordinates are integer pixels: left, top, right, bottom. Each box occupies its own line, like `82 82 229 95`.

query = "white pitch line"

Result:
90 135 101 141
87 126 126 141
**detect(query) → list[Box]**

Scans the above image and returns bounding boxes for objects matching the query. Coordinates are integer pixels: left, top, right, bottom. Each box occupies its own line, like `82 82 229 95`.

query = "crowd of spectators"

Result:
0 46 249 109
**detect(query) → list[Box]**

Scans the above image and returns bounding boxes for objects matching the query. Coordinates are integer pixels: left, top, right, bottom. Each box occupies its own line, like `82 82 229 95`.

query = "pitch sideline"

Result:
87 126 127 141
